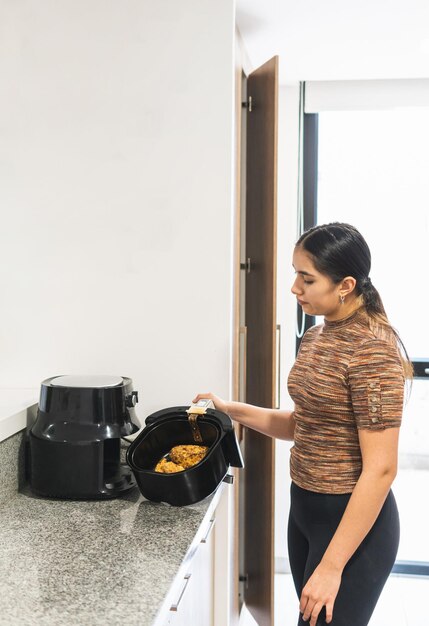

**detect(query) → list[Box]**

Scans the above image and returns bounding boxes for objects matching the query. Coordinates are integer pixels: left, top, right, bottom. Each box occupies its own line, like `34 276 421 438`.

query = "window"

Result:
304 89 429 571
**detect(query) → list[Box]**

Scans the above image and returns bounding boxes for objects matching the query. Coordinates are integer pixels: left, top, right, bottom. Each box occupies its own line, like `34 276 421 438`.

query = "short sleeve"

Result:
348 339 405 430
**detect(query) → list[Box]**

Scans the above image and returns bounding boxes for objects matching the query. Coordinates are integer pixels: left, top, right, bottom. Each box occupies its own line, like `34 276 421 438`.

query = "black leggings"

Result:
288 482 400 626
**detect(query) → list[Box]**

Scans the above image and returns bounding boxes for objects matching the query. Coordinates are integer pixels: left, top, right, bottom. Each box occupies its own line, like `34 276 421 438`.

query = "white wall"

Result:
275 84 300 568
0 0 235 416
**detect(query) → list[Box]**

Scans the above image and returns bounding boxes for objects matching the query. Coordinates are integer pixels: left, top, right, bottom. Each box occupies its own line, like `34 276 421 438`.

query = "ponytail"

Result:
357 277 414 381
359 277 381 313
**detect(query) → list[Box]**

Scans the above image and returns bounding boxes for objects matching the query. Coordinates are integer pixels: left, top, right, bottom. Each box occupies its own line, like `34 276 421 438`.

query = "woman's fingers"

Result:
192 393 214 404
301 597 320 624
300 598 335 624
309 601 324 626
301 599 327 625
192 392 228 414
325 600 334 623
301 605 313 622
300 589 335 624
299 593 311 620
299 591 308 615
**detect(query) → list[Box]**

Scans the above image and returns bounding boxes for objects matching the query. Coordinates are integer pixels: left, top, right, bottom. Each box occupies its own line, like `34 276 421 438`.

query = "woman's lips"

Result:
297 299 307 306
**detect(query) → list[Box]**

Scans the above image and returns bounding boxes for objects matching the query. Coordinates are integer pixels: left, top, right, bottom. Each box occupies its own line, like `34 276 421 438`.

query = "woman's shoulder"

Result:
301 323 323 343
352 335 400 356
348 333 404 379
354 315 399 348
344 313 402 368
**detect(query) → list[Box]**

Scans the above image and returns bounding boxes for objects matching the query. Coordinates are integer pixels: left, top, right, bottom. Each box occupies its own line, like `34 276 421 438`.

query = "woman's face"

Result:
291 246 345 319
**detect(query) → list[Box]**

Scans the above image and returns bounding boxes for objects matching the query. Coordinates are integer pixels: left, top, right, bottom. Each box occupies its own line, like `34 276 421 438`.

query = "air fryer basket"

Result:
127 407 243 506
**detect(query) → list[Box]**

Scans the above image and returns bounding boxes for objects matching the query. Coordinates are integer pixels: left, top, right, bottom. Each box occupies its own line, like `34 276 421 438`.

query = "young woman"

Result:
193 222 412 626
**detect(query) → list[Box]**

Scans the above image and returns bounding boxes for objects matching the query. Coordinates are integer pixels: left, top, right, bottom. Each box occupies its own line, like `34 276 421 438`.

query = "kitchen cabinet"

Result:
159 481 232 626
165 514 215 625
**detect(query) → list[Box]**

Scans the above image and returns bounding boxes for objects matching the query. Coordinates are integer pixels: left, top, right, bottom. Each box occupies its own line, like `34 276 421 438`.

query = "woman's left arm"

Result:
300 426 399 626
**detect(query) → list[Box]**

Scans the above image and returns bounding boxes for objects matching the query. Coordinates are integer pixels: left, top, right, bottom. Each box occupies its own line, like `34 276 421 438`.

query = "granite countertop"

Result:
0 481 221 626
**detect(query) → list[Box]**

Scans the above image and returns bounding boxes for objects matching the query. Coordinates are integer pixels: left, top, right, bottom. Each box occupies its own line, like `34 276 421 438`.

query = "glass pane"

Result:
397 378 429 561
317 108 429 563
318 109 429 359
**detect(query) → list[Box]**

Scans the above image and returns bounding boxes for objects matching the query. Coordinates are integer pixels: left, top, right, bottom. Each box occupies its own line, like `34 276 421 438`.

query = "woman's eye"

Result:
303 280 314 285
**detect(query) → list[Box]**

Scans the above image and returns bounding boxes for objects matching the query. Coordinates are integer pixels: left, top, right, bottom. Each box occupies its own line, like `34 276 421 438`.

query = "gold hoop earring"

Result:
339 295 345 304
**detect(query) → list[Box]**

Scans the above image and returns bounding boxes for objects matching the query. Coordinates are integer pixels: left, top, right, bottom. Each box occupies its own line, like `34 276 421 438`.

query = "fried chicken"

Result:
154 458 185 473
169 445 208 469
154 444 209 473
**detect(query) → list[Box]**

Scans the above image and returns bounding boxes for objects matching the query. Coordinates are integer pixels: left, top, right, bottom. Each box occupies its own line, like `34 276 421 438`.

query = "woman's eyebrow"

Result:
292 264 316 277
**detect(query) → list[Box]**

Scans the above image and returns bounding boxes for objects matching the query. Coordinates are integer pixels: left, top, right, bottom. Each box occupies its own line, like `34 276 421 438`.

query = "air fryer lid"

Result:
50 375 124 388
34 375 140 440
144 406 244 468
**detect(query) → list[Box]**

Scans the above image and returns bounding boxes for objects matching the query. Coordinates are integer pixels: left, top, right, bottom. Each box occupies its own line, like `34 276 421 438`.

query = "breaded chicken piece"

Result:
169 445 208 469
154 458 185 473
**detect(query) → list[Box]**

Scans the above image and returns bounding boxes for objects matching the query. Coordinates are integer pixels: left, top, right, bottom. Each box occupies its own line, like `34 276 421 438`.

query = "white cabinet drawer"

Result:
165 515 216 626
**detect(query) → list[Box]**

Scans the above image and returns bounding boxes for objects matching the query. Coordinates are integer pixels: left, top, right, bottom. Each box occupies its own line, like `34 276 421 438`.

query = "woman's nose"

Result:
291 277 302 295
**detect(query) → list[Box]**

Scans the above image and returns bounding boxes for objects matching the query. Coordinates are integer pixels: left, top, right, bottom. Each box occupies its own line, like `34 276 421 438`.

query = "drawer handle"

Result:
201 517 215 543
223 473 234 485
170 573 191 611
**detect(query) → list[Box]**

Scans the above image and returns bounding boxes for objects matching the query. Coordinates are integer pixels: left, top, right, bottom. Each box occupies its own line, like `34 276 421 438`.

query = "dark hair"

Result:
296 222 413 380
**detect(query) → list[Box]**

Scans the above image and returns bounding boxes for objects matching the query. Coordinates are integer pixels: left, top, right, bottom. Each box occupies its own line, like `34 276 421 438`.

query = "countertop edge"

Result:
0 388 38 443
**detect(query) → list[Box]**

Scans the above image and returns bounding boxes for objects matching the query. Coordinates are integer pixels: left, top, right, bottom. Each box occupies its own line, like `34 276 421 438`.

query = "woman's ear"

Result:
340 276 357 298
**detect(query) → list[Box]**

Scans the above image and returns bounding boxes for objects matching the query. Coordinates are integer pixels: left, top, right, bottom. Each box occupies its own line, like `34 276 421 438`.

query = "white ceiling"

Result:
236 0 429 84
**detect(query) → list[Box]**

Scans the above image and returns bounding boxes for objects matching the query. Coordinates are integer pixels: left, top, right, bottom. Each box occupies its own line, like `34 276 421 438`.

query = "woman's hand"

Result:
299 562 342 625
192 392 229 415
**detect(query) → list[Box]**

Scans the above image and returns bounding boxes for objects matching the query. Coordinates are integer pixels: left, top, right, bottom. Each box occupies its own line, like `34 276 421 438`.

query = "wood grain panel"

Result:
243 56 278 626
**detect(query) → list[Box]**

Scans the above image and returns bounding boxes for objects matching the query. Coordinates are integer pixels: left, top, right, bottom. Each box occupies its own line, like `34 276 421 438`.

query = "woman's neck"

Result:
324 300 362 322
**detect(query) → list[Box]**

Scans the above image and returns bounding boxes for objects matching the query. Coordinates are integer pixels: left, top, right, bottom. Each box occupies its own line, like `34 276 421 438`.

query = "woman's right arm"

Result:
192 393 295 441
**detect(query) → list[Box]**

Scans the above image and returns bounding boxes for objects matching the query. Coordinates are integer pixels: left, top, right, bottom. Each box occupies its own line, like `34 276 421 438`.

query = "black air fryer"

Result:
28 375 140 499
126 404 244 506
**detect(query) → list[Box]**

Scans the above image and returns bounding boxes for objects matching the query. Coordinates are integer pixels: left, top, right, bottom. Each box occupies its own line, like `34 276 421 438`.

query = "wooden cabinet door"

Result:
242 56 278 626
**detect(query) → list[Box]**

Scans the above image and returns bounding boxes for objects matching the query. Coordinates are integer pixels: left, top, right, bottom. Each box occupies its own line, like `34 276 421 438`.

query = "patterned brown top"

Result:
287 309 405 494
